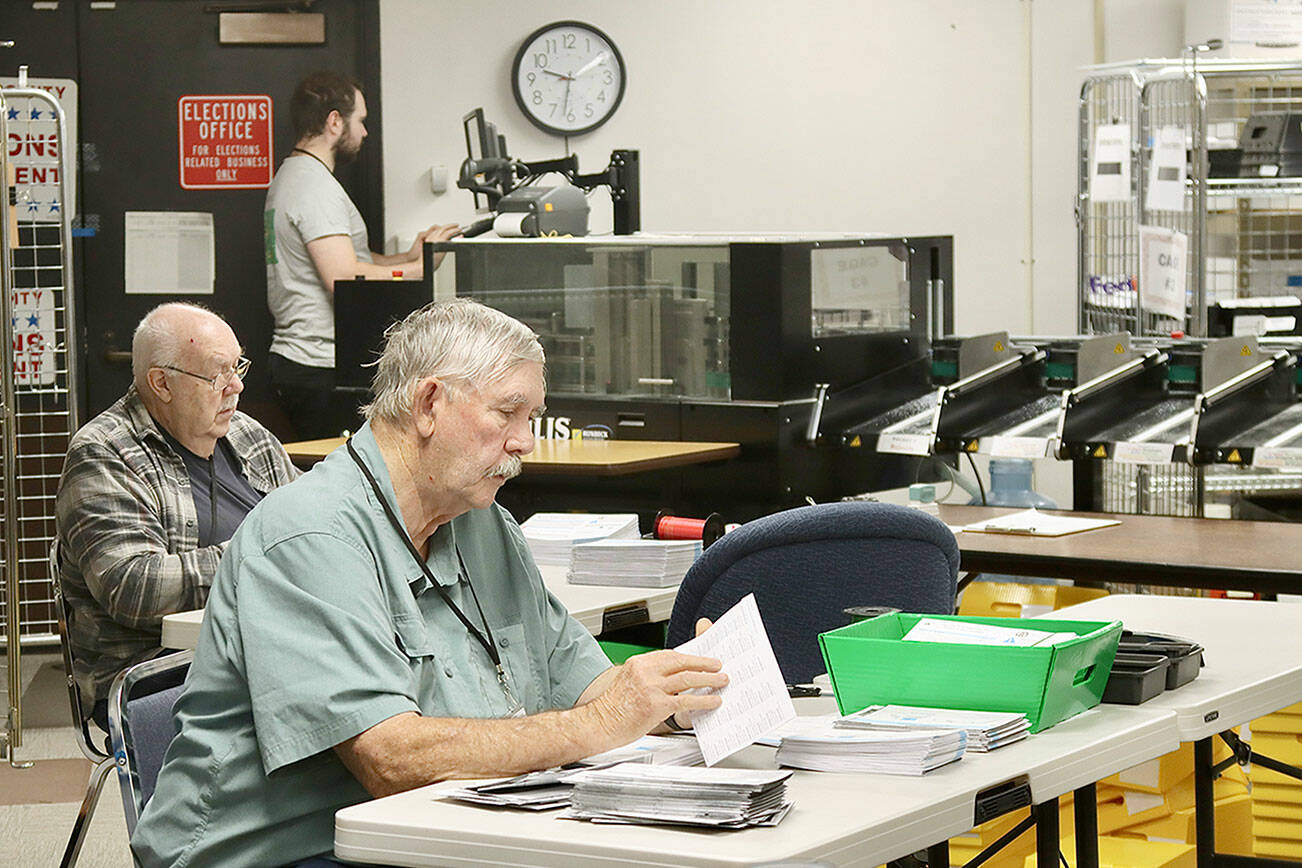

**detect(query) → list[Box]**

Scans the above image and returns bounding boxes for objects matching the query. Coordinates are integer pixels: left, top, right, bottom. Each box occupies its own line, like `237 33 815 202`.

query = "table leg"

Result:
1034 797 1059 868
1073 782 1099 868
1195 737 1215 868
926 841 949 867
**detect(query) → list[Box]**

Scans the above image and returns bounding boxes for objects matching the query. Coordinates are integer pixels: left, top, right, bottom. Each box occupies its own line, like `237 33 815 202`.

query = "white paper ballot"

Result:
1091 123 1132 203
903 617 1075 648
676 594 796 766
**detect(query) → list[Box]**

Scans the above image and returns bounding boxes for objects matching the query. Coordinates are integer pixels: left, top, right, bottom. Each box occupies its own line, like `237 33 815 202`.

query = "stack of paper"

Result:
519 513 640 566
962 508 1120 537
568 538 701 588
836 705 1030 752
443 735 705 810
775 719 967 775
565 764 793 828
903 617 1078 647
580 734 704 767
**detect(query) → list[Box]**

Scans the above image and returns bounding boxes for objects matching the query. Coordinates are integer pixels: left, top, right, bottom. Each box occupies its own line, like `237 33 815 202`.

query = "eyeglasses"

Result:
156 357 251 392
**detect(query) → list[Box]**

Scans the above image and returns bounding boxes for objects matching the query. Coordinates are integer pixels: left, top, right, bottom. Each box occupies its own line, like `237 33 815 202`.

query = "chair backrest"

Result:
49 540 109 763
666 501 959 683
107 650 192 836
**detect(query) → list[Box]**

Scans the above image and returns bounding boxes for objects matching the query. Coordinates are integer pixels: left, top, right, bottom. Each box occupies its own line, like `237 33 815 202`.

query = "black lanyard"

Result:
291 146 332 173
346 438 515 702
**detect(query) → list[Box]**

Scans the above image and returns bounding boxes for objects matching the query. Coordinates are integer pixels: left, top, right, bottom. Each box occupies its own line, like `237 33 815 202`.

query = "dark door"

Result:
4 0 383 433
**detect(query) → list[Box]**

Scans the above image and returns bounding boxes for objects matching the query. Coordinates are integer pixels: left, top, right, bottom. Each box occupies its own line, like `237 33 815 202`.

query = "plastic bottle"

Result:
971 458 1056 509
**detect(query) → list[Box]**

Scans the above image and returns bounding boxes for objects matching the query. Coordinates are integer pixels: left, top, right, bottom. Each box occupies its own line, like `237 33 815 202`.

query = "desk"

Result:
1053 595 1302 867
333 700 1176 868
283 437 741 476
160 565 679 650
941 504 1302 594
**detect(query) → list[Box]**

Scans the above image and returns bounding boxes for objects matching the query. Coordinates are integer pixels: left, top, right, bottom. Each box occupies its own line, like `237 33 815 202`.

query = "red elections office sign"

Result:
177 95 273 189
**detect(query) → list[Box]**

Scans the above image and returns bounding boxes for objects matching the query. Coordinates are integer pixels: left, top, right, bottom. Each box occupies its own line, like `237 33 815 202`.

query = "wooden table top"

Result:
283 437 741 477
940 504 1302 593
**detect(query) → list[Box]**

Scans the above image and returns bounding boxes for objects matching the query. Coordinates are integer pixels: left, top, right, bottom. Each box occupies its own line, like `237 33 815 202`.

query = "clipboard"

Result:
962 508 1120 538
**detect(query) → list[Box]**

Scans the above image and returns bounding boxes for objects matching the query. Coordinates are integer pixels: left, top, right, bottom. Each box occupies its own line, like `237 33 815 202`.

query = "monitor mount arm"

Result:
458 149 640 235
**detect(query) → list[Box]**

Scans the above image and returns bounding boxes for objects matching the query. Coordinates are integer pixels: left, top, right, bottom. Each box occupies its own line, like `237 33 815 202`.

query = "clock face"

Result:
511 21 626 136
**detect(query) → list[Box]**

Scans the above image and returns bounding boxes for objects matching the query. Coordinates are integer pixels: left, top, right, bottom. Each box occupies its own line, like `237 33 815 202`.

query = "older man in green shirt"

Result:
132 299 725 867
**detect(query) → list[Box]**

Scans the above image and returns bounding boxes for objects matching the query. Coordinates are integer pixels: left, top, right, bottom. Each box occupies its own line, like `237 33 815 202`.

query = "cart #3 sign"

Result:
178 95 273 189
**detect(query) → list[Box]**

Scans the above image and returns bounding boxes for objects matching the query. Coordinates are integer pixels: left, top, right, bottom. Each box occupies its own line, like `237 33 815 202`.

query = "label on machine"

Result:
1253 446 1302 469
1112 441 1176 465
983 436 1051 459
877 432 932 456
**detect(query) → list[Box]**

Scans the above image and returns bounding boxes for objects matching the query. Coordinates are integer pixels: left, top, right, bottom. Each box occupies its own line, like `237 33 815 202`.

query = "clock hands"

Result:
541 69 572 80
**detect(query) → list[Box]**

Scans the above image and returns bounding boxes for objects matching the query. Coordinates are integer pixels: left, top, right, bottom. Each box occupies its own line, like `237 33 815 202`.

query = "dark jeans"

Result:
268 353 355 440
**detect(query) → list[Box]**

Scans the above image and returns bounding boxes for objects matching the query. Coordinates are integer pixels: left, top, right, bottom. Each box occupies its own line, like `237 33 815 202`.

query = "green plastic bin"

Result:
818 613 1122 733
599 640 657 665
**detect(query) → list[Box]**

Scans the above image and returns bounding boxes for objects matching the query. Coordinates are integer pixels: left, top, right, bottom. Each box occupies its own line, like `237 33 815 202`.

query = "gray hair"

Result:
362 298 545 425
131 302 217 388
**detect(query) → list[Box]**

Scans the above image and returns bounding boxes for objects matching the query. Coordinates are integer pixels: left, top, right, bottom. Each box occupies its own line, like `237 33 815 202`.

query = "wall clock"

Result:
511 21 626 136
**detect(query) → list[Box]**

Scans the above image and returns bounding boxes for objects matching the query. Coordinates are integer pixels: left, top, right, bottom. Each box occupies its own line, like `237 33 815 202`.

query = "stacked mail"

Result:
443 735 704 810
775 718 967 775
568 538 701 588
836 705 1030 753
565 764 793 828
520 512 640 566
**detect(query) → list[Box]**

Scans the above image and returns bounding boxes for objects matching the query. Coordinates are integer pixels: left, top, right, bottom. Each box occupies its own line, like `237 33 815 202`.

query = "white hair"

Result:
131 302 219 388
362 298 545 425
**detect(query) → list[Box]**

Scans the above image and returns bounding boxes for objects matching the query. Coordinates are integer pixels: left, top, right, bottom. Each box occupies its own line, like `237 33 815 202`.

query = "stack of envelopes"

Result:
835 705 1030 752
776 722 967 775
564 764 792 828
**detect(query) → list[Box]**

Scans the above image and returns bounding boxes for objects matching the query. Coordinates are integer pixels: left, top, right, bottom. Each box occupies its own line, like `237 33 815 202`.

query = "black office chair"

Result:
106 649 192 837
50 541 116 868
666 501 959 683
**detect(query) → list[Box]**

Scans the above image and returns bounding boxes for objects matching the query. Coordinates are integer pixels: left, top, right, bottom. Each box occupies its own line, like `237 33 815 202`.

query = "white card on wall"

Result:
1090 123 1132 203
1145 126 1188 213
1138 225 1189 322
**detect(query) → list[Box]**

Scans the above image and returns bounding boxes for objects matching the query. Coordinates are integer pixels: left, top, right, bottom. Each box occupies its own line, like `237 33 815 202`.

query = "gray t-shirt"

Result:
264 154 372 368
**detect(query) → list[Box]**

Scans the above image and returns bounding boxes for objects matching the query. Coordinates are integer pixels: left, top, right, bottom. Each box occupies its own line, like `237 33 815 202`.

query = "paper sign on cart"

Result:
1138 225 1189 323
1145 126 1189 213
1090 123 1132 203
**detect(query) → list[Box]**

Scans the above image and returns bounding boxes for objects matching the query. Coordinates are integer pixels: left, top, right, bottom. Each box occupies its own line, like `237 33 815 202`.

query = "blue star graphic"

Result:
26 198 40 214
6 107 18 121
29 107 42 120
48 199 60 213
26 314 40 328
10 317 18 330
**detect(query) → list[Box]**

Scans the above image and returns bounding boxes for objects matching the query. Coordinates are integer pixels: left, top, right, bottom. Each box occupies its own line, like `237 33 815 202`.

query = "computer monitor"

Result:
462 108 510 211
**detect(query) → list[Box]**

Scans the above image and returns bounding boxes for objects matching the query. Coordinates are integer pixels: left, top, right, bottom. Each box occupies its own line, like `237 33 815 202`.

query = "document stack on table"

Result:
568 538 701 588
443 735 704 810
775 720 967 775
835 705 1030 752
519 512 640 566
564 764 793 828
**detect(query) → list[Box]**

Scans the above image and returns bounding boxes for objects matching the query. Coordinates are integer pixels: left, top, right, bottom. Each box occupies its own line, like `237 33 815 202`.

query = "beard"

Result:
333 131 362 166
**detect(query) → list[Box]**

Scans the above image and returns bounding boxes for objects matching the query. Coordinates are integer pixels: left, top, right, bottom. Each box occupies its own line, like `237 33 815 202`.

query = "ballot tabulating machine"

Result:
402 233 954 523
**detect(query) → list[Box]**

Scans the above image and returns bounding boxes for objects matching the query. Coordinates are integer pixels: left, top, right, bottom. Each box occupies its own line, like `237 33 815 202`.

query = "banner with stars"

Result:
11 288 55 386
1 77 78 224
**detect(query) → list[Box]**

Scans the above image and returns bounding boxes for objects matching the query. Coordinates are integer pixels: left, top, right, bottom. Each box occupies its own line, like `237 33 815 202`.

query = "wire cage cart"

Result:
0 79 80 764
1078 58 1302 522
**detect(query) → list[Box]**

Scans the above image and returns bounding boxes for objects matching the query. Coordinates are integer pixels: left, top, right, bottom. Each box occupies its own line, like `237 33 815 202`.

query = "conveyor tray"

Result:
959 394 1063 457
1211 401 1302 467
1065 397 1195 464
843 391 938 455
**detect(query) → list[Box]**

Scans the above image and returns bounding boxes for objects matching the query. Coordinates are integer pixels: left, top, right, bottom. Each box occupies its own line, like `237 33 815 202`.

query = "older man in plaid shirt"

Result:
55 302 299 731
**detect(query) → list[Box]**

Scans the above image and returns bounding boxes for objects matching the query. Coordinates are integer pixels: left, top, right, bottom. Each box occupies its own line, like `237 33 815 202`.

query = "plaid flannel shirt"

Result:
55 387 300 705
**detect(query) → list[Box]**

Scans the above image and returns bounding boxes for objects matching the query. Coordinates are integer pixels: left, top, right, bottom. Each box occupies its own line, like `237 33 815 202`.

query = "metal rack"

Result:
1078 58 1302 519
0 80 80 763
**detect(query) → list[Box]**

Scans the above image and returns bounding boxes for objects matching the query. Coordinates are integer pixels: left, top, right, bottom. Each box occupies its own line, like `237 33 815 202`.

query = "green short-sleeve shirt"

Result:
131 424 612 867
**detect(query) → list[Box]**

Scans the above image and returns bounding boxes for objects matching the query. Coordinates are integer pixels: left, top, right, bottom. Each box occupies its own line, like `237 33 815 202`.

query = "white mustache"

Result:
486 456 522 480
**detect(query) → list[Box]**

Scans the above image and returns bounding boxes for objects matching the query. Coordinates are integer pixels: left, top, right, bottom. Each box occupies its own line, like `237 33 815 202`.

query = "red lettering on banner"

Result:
177 95 274 190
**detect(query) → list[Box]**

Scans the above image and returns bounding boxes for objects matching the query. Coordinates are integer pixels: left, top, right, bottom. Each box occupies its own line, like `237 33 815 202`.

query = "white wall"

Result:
377 0 1184 338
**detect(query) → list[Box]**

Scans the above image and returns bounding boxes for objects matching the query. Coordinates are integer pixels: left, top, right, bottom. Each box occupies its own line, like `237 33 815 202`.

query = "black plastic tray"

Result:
1103 652 1170 705
1120 630 1204 691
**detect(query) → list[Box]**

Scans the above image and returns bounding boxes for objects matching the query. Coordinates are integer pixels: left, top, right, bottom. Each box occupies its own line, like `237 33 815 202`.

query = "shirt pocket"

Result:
392 613 434 659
